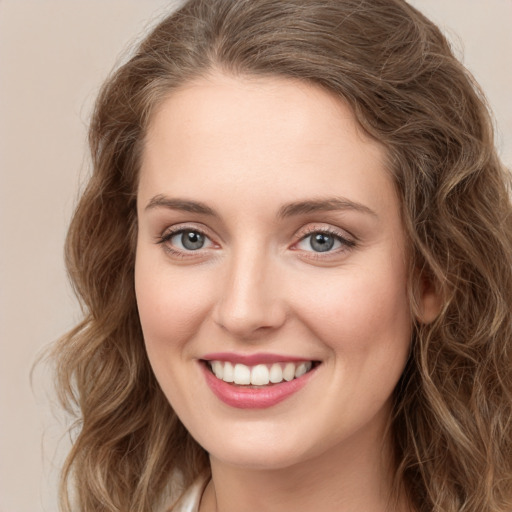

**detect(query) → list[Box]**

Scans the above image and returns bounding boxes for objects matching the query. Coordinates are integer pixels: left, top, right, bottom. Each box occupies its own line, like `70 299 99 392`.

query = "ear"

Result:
415 271 443 324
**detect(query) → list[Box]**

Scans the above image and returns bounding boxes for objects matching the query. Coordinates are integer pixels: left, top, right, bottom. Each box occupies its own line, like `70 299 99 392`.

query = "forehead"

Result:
144 72 381 159
139 73 396 219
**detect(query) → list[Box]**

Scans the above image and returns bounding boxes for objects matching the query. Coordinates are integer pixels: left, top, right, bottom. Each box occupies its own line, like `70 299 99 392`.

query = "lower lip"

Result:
201 362 318 409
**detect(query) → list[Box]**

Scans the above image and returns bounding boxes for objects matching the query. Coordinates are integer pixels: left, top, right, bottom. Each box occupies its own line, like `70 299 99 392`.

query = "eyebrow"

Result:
145 194 377 219
277 197 377 219
145 195 217 216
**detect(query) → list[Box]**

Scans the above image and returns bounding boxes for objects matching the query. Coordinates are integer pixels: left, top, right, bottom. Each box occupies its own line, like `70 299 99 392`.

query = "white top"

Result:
167 477 209 512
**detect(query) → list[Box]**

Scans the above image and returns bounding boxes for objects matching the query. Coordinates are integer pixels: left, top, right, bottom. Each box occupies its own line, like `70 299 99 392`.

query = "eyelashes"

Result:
156 226 214 259
155 224 356 260
159 229 213 251
294 226 356 254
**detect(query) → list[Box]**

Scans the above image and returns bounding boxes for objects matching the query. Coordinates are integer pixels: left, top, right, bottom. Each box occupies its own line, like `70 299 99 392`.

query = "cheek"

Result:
134 256 213 350
293 261 411 355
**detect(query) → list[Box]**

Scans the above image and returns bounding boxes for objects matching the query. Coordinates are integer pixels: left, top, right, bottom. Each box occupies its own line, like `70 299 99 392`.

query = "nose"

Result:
212 248 287 340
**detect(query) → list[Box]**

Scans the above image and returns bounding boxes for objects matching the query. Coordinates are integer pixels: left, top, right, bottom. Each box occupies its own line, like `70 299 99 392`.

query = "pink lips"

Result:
200 353 318 409
202 352 308 365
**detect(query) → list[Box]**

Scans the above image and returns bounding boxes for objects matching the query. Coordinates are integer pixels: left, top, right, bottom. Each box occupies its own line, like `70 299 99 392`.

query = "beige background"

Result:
0 1 511 511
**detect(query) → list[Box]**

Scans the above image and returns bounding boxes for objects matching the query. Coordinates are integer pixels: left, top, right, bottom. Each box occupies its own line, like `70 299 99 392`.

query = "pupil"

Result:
182 231 204 250
311 233 334 252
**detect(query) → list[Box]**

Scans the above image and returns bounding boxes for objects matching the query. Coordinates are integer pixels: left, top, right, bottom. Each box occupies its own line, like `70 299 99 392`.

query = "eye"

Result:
172 230 208 251
157 227 215 253
296 229 355 253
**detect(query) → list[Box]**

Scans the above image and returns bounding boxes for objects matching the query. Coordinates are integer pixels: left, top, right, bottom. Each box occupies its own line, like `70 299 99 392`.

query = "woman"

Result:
52 0 512 511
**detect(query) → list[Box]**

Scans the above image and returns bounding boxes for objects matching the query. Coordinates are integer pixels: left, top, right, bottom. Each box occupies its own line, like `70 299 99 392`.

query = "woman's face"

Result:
135 73 413 470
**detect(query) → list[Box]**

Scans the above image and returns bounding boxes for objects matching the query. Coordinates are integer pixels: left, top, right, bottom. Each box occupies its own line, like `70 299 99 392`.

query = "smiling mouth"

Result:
204 360 320 387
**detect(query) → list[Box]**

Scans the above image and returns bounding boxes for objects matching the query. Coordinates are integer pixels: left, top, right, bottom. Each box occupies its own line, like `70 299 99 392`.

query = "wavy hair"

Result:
52 0 512 510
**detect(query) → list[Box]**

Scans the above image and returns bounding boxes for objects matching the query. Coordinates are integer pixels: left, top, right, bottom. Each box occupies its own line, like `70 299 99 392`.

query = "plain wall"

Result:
0 1 510 511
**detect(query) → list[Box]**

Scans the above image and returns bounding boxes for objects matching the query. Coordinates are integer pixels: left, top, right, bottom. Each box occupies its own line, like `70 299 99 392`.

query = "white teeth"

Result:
251 364 270 386
222 361 234 383
283 362 296 381
212 360 223 379
295 362 312 378
233 363 251 385
209 360 315 386
269 363 283 383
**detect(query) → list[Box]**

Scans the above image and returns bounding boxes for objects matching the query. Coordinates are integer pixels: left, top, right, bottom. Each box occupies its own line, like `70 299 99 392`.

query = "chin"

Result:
195 422 324 471
209 445 310 471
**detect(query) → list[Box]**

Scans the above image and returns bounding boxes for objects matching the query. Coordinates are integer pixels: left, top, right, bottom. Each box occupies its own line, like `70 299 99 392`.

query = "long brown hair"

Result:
52 0 512 510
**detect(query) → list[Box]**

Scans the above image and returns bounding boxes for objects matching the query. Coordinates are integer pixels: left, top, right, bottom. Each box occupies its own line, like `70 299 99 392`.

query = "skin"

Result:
135 72 435 511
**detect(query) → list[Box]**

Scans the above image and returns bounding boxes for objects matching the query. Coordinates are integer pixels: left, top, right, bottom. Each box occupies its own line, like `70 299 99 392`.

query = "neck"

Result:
200 419 409 512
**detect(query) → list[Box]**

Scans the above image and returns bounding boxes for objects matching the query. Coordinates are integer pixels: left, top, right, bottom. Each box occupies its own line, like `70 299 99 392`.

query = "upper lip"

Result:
201 352 316 365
